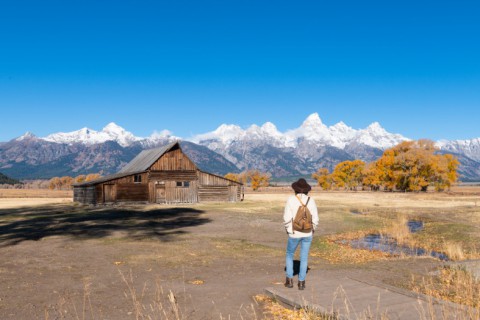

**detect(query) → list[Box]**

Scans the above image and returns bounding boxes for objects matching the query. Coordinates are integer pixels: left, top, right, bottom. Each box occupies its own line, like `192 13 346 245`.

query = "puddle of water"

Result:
345 217 445 260
345 234 449 261
407 220 424 233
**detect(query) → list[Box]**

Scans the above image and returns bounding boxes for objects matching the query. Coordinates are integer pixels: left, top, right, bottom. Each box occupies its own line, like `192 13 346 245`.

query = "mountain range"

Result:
1 113 479 181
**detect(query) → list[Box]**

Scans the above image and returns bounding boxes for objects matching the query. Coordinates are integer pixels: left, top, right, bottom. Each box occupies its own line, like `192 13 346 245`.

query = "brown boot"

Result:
298 280 305 290
284 277 293 288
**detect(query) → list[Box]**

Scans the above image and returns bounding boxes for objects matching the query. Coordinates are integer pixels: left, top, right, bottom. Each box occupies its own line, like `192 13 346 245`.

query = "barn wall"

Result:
95 184 103 202
149 170 197 181
73 186 97 204
109 173 148 184
198 171 232 186
198 186 229 202
197 171 243 202
116 184 149 202
148 170 198 203
93 172 149 203
164 180 198 203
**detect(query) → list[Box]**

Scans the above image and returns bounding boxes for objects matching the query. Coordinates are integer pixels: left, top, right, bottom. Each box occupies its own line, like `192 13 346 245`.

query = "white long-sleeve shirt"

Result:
283 193 319 238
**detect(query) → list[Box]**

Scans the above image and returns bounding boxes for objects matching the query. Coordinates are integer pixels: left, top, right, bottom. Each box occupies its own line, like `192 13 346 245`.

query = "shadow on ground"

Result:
285 260 310 276
0 204 210 247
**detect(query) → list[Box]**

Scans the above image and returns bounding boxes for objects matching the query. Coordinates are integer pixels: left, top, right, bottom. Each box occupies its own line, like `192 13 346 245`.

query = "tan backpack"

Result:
292 195 313 233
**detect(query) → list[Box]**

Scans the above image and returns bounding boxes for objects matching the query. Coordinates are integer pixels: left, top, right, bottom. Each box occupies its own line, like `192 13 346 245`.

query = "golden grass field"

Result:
0 189 72 209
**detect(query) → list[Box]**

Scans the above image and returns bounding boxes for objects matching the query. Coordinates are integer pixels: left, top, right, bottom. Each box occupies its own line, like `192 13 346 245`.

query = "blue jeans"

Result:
285 236 312 281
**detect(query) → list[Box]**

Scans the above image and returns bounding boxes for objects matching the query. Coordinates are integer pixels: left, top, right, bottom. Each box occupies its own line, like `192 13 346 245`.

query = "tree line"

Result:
0 172 21 185
48 174 102 190
312 140 459 192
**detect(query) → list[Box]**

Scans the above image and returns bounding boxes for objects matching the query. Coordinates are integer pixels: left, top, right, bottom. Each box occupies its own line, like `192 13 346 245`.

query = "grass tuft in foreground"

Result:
410 266 480 308
254 294 335 320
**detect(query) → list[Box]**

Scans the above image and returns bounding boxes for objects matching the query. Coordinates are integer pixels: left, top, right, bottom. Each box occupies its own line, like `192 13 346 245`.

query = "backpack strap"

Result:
295 194 306 207
296 195 310 207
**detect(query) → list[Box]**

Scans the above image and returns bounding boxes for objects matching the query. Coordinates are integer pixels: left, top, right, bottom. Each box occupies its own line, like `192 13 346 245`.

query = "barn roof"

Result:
119 141 179 173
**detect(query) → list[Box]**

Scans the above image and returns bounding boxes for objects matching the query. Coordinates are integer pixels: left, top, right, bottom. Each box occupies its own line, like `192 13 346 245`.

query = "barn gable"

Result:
119 141 180 173
149 144 197 171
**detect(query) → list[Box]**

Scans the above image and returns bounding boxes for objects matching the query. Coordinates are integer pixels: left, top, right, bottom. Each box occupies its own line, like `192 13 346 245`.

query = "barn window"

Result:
176 181 190 187
134 174 142 183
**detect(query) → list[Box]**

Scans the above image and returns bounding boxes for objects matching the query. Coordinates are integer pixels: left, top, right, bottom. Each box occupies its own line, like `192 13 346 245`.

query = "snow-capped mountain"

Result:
2 113 480 180
43 122 143 147
436 138 480 162
187 113 412 175
15 132 37 141
192 112 409 150
36 114 408 152
354 122 408 149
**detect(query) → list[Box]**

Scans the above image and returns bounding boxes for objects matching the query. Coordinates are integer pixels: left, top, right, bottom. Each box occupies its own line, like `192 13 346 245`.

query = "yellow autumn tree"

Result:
48 177 61 190
247 170 271 191
49 176 74 190
331 160 365 190
74 175 86 184
311 168 333 190
375 140 459 192
85 173 101 182
224 173 240 182
431 153 459 191
60 176 74 189
362 162 382 191
375 149 396 191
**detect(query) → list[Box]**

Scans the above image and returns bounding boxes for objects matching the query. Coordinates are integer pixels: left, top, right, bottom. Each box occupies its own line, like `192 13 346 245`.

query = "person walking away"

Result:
283 178 319 290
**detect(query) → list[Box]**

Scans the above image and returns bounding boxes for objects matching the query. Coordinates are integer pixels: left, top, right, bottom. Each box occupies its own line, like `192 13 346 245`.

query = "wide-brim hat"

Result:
291 178 311 193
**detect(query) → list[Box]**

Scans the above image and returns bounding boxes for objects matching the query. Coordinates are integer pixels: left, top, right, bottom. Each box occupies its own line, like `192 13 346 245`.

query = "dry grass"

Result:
0 189 73 209
444 242 466 261
118 268 185 320
410 266 480 312
252 189 480 209
254 294 334 320
311 235 391 264
0 197 72 209
0 189 73 198
381 214 411 244
255 290 394 320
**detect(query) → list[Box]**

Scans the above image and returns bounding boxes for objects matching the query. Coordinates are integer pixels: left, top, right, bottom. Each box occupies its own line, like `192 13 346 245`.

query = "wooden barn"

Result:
73 141 243 205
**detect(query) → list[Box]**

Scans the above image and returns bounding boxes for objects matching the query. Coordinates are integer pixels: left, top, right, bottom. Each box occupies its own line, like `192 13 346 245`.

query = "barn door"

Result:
155 185 166 203
103 184 115 202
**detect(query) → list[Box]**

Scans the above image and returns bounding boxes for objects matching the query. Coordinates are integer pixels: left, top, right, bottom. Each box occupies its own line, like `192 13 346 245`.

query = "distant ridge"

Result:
1 113 480 181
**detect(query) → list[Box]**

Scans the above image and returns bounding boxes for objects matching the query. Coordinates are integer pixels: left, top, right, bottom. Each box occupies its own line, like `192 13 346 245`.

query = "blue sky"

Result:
1 0 479 142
